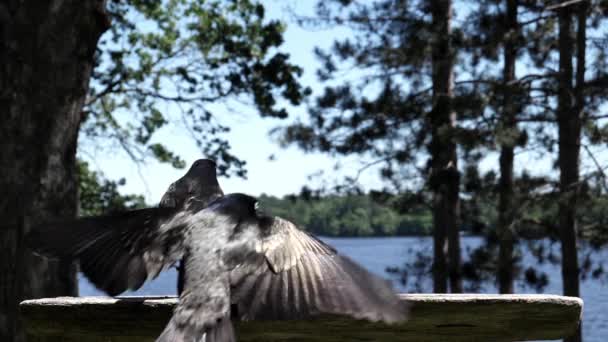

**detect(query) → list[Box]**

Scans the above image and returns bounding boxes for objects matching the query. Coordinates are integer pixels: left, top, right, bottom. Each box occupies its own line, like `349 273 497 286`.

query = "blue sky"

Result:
80 0 386 203
80 0 608 204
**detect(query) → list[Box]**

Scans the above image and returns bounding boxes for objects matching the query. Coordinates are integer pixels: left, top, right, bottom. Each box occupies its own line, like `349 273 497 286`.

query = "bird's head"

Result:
187 159 217 177
182 159 222 200
205 193 273 227
208 193 256 216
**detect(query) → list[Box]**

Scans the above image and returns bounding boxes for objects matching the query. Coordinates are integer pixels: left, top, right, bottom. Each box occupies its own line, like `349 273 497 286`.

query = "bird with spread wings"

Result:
27 162 409 342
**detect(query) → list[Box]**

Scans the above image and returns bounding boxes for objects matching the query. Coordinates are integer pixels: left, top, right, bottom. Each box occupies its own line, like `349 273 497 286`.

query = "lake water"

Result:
79 236 607 341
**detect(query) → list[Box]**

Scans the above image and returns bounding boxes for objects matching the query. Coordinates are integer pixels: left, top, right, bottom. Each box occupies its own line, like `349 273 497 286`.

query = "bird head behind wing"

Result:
203 193 266 224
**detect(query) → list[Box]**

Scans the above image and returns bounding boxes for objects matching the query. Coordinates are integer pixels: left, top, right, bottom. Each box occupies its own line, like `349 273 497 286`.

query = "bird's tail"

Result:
156 315 235 342
206 316 236 342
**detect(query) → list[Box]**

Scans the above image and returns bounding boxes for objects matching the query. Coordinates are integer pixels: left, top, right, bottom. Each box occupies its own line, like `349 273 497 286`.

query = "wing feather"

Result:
230 216 409 324
27 207 188 296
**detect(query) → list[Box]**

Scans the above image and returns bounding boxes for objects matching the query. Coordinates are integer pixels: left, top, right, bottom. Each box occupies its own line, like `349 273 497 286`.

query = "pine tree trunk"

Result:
429 0 461 294
497 0 518 295
557 4 584 342
0 1 109 341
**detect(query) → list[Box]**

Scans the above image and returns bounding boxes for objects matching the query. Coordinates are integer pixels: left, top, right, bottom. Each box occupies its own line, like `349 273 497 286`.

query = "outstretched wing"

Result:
229 216 409 324
27 207 189 296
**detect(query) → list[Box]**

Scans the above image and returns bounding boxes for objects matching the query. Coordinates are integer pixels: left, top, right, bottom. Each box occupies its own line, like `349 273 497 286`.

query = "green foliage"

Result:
83 0 309 176
456 166 608 288
258 193 432 237
277 1 433 183
277 0 501 190
77 160 146 216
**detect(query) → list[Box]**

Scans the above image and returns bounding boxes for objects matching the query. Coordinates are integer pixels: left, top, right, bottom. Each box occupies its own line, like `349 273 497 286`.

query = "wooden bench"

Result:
20 294 582 341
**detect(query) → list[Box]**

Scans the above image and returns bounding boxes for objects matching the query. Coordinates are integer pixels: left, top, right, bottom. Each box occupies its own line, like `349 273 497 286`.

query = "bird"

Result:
158 159 224 295
27 193 409 342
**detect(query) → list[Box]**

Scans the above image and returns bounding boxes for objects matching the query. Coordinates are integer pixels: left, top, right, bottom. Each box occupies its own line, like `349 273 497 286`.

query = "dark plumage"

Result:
28 190 409 342
159 159 223 209
158 159 224 294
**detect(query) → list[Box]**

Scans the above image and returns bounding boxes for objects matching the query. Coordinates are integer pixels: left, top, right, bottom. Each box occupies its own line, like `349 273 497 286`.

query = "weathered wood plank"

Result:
20 294 582 341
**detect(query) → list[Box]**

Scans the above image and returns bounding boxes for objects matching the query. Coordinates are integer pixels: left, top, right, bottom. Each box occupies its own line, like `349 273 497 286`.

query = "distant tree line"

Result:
76 165 433 236
259 193 432 236
78 163 608 248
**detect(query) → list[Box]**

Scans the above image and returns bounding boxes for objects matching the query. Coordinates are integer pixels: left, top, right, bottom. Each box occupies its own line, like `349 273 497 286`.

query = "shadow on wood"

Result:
20 294 582 341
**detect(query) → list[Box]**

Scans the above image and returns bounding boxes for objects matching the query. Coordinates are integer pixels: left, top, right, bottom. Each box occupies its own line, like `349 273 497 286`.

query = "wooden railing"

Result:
20 294 583 341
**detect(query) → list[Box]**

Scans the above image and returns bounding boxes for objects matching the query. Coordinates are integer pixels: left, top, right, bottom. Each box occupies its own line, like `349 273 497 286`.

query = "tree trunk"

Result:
0 1 109 341
497 0 518 295
429 0 461 294
557 4 585 342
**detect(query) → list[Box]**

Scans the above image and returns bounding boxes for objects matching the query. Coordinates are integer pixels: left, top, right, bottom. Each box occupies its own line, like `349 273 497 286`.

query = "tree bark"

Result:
497 0 519 295
429 0 461 294
0 1 109 341
557 3 586 342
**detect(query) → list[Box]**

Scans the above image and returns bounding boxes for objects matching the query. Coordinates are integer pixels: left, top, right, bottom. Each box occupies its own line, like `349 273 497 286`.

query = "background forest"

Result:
2 1 608 342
